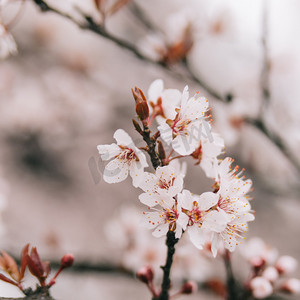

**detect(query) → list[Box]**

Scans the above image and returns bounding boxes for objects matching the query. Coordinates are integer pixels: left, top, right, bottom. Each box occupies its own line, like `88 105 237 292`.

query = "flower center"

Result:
117 146 138 162
158 177 175 190
172 118 191 136
187 201 204 226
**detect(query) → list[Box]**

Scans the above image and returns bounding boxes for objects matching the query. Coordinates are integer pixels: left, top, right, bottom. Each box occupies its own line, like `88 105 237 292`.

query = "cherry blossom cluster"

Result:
242 238 300 299
97 79 255 257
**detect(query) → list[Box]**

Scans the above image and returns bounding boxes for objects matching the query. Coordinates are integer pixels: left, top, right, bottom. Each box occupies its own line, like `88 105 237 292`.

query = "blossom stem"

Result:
154 231 179 300
224 250 237 300
141 125 161 170
148 113 158 127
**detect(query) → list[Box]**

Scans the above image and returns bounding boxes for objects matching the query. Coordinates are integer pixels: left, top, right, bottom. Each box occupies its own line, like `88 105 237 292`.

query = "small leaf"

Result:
19 244 30 281
42 261 51 278
26 254 42 279
30 248 44 276
1 251 20 282
0 273 18 286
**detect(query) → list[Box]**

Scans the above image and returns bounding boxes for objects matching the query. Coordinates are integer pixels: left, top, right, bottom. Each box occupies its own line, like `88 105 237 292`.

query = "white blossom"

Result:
240 237 278 265
209 157 254 256
282 278 300 294
158 86 210 155
276 255 298 274
141 194 186 239
178 189 229 251
147 79 182 125
97 129 148 187
138 165 184 206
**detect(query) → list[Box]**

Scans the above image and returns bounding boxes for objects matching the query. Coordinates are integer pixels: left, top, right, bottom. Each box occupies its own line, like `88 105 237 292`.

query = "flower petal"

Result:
197 192 219 211
187 226 206 249
114 129 133 147
103 158 129 184
158 123 173 145
97 143 120 161
139 193 161 207
130 161 146 188
148 79 163 102
153 223 169 237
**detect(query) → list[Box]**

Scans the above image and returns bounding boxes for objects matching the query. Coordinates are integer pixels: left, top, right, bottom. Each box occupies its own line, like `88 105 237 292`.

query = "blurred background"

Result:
0 0 299 299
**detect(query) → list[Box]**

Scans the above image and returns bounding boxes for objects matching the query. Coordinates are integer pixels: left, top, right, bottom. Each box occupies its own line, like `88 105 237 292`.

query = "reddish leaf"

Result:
0 273 18 286
30 248 44 276
19 244 30 281
26 254 42 279
42 261 51 277
1 251 20 282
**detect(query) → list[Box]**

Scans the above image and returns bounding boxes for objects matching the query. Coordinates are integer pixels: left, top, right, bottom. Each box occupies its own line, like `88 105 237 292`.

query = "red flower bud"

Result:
132 87 149 122
136 265 154 284
181 281 197 294
60 254 74 269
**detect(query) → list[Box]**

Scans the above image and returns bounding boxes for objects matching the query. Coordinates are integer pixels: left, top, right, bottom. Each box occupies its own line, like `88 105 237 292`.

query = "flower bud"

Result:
250 276 273 299
250 256 265 269
281 278 300 294
262 267 279 282
132 87 149 122
276 255 297 274
181 281 197 294
60 253 74 269
136 265 154 284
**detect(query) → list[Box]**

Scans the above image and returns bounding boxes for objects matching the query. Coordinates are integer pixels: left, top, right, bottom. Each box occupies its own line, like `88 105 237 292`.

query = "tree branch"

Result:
154 231 179 300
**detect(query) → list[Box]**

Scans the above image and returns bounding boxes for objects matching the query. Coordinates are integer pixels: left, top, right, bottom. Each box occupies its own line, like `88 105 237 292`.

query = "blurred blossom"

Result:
105 206 215 283
0 23 17 59
240 237 278 265
250 276 273 299
275 255 298 275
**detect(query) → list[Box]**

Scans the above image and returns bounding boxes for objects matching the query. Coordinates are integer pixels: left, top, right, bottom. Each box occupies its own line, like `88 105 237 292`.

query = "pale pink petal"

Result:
153 223 169 237
138 172 158 193
139 193 161 207
182 96 209 120
97 143 120 160
141 212 162 229
114 129 134 147
103 158 129 184
197 192 219 211
158 123 173 145
188 226 206 249
130 161 146 188
148 79 163 102
177 211 189 231
211 233 222 257
172 134 197 155
178 189 194 211
202 210 229 233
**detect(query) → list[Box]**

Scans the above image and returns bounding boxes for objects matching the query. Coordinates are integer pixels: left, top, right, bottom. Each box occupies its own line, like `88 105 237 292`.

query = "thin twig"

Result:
155 231 179 300
223 250 237 300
